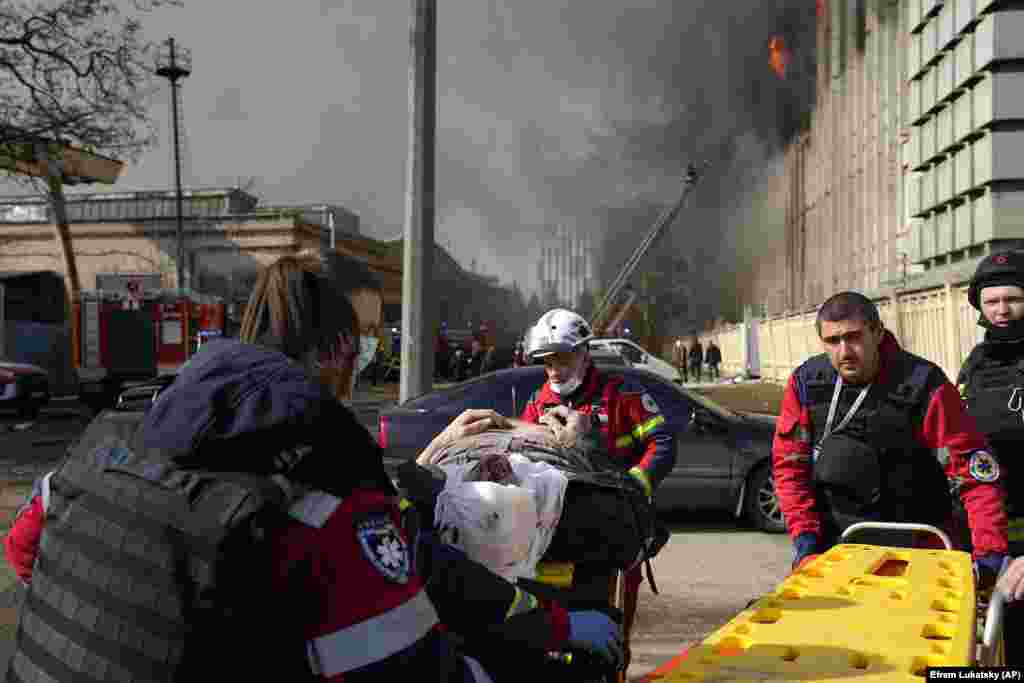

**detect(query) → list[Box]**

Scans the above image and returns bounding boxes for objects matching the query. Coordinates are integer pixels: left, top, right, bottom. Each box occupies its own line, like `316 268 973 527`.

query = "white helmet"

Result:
526 308 593 359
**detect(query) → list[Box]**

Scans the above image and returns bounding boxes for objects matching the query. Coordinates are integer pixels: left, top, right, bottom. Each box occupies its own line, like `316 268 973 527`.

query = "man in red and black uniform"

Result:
772 291 1008 585
520 308 676 649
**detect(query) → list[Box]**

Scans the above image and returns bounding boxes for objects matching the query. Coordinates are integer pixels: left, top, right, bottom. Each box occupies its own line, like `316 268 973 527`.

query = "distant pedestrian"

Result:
688 337 704 383
673 340 689 383
706 340 722 380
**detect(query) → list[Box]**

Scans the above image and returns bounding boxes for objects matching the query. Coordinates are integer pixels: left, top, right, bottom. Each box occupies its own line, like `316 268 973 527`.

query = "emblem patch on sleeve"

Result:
356 513 411 584
641 393 661 414
968 451 1000 483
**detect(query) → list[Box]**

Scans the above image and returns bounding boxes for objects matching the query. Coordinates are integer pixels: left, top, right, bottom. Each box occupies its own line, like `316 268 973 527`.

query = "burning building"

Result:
752 0 1024 317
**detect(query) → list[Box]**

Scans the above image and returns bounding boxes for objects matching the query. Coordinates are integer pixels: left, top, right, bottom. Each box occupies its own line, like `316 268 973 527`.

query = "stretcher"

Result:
641 522 1006 682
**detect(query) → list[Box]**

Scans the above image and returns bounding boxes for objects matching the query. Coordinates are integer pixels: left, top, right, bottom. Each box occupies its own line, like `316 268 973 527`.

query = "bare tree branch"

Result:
0 0 180 163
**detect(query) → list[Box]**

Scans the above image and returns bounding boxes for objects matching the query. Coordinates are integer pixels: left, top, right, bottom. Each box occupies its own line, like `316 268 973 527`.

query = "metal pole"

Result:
169 44 186 292
400 0 437 403
157 37 190 292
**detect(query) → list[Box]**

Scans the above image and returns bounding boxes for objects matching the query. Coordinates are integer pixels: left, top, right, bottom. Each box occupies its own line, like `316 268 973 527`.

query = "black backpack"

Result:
8 380 311 683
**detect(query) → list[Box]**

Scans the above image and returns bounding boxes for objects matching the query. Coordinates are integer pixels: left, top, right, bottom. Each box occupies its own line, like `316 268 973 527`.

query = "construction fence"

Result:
696 282 985 386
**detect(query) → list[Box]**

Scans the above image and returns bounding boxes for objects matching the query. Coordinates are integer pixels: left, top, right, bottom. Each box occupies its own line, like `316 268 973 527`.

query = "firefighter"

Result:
520 308 676 654
957 251 1024 663
772 291 1007 583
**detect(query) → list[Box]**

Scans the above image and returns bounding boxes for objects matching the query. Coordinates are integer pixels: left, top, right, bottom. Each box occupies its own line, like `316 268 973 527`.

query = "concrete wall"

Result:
0 216 306 293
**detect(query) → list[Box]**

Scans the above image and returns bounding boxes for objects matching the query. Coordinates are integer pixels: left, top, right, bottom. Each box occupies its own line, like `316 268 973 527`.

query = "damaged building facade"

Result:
751 0 1024 318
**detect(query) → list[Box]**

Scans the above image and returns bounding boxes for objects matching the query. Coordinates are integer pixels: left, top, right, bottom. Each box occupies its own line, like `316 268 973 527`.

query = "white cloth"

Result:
435 455 568 581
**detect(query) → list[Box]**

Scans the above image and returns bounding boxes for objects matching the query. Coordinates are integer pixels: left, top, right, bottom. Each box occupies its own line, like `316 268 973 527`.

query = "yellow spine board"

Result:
659 544 976 682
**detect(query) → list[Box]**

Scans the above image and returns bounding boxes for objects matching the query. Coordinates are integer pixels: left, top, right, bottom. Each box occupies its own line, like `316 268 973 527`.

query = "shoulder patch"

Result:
356 512 411 584
968 451 1000 483
288 490 342 528
641 392 660 414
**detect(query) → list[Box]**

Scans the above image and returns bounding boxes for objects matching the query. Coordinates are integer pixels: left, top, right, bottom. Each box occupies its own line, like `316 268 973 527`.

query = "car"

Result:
379 363 784 533
588 338 681 383
586 347 631 367
0 361 51 419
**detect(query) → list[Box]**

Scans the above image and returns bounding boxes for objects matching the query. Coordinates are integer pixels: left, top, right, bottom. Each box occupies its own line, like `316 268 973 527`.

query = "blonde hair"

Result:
239 251 361 397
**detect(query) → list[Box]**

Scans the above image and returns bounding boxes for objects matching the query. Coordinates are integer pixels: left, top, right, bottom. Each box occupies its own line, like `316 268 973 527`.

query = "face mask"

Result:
348 335 379 397
548 356 585 396
356 336 378 376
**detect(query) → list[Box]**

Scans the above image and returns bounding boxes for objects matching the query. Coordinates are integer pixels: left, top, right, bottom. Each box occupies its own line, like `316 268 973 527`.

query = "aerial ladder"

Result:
588 161 706 336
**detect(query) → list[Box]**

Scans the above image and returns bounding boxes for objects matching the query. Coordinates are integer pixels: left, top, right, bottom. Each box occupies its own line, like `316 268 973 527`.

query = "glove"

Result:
975 554 1009 593
628 467 653 499
567 610 624 671
792 532 819 570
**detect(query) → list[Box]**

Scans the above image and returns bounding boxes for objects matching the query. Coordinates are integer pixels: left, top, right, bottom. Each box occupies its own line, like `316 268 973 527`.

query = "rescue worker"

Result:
773 291 1008 583
5 255 621 683
519 308 676 655
957 251 1024 663
5 251 496 682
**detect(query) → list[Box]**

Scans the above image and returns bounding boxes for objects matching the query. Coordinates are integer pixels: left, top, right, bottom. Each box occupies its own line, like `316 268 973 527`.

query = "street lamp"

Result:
156 37 192 292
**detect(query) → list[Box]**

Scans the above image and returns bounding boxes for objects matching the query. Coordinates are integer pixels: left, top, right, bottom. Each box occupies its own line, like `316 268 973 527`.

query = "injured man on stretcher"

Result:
398 406 665 678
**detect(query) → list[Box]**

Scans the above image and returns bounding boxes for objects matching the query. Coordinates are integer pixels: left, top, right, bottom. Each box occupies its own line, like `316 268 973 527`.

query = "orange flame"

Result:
768 35 790 79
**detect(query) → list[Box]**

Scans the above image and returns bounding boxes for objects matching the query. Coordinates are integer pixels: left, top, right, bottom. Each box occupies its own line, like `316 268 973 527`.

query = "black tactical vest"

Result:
959 342 1024 508
799 351 953 542
6 408 311 683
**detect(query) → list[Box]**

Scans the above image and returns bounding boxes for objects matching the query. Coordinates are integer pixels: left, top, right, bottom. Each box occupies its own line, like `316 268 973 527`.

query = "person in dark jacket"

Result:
772 291 1007 582
705 340 722 380
688 337 704 383
957 251 1024 663
5 252 496 683
5 253 621 683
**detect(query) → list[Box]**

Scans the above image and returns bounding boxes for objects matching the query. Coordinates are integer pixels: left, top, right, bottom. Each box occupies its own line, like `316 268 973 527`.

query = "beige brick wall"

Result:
0 217 302 291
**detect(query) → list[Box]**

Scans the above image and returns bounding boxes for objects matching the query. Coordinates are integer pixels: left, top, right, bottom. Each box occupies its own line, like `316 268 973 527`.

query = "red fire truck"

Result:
73 288 226 413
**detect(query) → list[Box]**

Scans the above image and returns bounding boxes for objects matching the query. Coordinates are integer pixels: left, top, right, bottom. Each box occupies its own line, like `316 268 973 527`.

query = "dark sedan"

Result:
379 365 784 533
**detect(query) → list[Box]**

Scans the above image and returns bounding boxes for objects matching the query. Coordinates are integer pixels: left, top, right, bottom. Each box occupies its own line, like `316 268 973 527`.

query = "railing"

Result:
696 282 984 385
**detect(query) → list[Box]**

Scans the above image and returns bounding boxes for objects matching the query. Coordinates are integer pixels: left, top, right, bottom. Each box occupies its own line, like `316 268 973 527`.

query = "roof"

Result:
0 187 257 204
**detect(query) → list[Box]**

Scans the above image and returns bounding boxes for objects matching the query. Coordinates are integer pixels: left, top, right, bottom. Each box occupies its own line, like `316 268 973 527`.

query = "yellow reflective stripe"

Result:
399 498 412 512
1009 518 1024 542
630 414 666 441
505 587 538 620
615 434 634 448
629 467 653 497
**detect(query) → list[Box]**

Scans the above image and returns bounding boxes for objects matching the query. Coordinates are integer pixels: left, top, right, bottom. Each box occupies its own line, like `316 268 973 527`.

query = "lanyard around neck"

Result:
821 375 871 442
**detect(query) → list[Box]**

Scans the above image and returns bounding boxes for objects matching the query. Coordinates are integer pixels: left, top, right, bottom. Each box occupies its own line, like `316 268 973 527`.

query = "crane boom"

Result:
589 162 704 334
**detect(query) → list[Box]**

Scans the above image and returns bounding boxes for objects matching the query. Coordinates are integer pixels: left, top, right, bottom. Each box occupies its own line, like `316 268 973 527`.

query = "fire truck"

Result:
73 286 225 413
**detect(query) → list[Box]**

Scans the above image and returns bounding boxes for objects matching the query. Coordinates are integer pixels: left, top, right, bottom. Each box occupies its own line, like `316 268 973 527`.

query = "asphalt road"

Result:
0 396 794 681
627 517 792 680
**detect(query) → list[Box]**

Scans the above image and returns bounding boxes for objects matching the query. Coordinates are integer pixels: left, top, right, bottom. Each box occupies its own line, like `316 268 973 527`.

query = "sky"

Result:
1 1 817 307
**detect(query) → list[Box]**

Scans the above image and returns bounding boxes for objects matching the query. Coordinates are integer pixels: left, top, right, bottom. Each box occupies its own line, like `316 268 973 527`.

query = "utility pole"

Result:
156 37 192 292
400 0 437 403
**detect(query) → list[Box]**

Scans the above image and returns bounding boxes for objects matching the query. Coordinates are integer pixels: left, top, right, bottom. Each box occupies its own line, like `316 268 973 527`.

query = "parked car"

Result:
588 338 681 383
379 364 783 532
0 361 51 419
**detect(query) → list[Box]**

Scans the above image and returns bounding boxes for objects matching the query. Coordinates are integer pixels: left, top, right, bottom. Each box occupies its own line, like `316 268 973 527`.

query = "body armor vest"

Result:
6 409 309 683
800 351 952 542
960 341 1024 510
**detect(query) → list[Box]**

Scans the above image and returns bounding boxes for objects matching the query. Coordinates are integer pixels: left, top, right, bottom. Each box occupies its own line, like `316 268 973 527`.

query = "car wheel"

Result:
744 463 786 533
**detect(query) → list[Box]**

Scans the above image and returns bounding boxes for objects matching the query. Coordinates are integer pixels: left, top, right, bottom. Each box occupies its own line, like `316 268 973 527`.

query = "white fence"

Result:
698 283 984 385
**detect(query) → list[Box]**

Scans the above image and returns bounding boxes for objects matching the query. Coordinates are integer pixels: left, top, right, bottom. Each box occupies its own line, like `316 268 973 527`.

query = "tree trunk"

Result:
41 145 80 303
